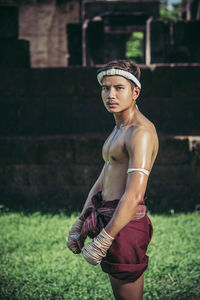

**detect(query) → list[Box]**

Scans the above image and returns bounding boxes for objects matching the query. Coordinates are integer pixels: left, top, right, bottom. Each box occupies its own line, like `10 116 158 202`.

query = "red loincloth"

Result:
80 191 153 282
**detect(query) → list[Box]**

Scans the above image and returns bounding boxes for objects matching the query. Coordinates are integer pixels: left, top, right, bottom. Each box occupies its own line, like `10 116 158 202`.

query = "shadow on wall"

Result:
0 6 30 68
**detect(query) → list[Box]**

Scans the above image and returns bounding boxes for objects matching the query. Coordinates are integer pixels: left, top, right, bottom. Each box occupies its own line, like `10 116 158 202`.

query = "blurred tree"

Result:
160 0 181 20
125 32 144 63
125 1 182 63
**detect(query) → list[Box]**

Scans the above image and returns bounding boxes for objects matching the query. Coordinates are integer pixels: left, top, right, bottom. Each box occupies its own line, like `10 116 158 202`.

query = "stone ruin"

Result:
0 0 200 67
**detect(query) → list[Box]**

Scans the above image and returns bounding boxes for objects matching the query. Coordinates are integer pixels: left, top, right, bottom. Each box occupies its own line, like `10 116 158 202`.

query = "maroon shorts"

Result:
82 192 153 282
101 212 153 282
82 191 153 282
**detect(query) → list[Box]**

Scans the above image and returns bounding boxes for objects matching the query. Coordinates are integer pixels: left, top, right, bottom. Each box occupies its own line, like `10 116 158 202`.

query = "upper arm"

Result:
127 129 154 172
124 128 155 202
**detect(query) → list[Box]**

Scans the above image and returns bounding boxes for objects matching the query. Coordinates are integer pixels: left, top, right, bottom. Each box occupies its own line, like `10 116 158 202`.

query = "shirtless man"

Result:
67 60 159 300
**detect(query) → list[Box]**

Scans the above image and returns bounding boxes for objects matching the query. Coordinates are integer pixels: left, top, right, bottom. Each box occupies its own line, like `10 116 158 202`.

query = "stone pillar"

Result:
82 19 89 66
145 16 153 65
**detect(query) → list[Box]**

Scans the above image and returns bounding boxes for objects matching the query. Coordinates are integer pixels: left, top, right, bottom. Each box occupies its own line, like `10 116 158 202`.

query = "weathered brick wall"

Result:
0 65 200 213
19 0 80 67
0 65 200 136
148 136 200 212
0 135 199 213
0 135 104 212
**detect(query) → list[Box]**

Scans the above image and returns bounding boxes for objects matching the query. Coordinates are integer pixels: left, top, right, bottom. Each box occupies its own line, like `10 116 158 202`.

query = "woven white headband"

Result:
97 68 141 89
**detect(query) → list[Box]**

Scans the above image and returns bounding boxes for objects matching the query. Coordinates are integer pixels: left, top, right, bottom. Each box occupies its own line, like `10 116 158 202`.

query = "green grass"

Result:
0 212 199 300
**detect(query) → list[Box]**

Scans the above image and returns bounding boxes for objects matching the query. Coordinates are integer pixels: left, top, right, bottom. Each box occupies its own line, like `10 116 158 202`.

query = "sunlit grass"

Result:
0 212 199 299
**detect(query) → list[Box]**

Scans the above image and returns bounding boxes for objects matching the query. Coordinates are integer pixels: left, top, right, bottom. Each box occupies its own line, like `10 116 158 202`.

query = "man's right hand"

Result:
66 218 84 254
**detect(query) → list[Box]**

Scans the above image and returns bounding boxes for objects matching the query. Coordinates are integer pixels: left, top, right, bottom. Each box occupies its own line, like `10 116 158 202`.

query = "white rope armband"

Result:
127 168 150 176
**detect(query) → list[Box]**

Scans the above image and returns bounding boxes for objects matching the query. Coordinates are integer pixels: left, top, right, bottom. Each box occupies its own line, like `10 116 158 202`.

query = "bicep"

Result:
125 171 148 203
124 130 154 200
127 130 154 172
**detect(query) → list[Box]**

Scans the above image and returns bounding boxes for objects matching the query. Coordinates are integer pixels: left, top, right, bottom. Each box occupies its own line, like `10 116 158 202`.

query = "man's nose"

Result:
107 87 115 98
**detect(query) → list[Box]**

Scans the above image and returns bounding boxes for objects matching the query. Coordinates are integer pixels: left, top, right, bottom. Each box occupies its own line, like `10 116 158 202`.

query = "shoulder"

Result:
125 120 158 149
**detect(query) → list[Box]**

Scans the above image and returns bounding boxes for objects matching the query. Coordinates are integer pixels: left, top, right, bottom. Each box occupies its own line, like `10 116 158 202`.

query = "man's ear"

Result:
132 87 141 101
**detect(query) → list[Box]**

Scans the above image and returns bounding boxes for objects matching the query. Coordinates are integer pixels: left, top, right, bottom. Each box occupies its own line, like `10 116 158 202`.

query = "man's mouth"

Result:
107 102 119 107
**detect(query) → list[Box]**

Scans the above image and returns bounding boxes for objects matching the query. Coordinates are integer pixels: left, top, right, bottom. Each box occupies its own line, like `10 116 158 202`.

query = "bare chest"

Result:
102 128 127 163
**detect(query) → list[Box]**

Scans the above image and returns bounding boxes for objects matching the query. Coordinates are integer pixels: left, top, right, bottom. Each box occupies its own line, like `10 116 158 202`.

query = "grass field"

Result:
0 211 199 300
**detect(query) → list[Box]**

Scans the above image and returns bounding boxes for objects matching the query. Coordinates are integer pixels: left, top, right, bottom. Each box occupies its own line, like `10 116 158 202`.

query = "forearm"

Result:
67 179 102 254
79 182 102 218
81 193 141 265
104 194 141 238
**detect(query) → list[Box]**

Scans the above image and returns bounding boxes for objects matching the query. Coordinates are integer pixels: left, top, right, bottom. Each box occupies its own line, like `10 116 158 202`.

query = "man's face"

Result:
101 75 139 113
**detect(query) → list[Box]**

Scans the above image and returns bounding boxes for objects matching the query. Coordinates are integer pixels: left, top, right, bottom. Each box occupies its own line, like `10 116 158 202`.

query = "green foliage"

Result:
0 212 199 299
160 1 181 21
125 1 181 63
125 32 144 63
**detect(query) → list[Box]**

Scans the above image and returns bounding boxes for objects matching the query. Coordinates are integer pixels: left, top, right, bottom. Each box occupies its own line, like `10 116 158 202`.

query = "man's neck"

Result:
114 106 137 129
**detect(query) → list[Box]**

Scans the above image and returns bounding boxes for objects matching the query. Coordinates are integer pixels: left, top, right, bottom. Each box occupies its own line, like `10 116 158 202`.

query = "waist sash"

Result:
80 192 147 240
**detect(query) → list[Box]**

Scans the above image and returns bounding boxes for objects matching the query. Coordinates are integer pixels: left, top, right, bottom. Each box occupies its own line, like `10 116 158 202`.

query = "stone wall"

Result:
148 135 200 213
0 65 200 213
0 65 200 136
0 134 199 213
1 0 200 67
84 0 160 20
151 20 200 63
18 0 80 67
